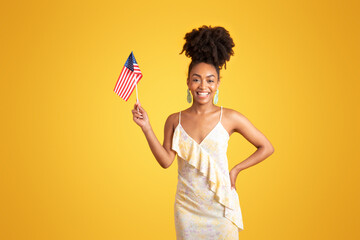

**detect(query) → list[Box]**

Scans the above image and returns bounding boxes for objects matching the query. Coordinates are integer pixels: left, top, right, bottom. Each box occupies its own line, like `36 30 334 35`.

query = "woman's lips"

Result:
196 91 210 98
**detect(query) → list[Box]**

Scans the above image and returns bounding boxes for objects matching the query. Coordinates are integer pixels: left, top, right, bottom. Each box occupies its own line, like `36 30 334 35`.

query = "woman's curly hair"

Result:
180 25 235 78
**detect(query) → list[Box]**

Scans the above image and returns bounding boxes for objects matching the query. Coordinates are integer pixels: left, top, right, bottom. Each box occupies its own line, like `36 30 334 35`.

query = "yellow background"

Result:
1 0 359 239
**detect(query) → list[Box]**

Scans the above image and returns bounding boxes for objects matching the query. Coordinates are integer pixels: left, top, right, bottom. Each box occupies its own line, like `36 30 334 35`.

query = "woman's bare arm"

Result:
132 102 177 169
228 108 275 174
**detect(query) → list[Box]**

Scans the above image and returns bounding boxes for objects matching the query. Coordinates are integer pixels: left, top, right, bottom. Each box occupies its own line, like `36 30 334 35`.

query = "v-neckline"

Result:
178 121 221 146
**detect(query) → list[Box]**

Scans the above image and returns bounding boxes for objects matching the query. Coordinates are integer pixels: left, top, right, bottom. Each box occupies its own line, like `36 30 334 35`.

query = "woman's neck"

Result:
189 102 217 114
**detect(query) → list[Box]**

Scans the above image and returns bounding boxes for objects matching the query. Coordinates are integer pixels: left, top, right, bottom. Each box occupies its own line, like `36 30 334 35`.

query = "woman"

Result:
131 25 274 240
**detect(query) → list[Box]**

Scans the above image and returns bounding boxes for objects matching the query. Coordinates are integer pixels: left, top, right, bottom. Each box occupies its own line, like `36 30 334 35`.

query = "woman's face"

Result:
187 62 220 104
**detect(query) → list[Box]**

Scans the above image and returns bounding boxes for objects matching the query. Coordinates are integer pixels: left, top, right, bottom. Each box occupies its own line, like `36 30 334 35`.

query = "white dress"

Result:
172 106 244 240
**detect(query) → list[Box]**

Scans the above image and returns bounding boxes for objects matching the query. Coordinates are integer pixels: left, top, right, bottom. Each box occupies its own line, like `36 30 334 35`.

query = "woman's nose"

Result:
200 79 207 88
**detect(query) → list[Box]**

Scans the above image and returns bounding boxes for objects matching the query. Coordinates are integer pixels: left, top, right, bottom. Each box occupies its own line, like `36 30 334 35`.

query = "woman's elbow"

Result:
161 158 174 169
161 163 170 169
260 144 274 156
267 145 275 155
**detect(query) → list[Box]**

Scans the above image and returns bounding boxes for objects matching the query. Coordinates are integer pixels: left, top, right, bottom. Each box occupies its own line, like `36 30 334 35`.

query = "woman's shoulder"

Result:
167 107 191 118
222 106 248 122
166 112 179 121
165 107 192 127
221 106 252 135
165 110 183 128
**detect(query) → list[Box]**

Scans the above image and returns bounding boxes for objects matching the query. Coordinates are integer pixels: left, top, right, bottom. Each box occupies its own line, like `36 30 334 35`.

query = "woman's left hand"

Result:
229 169 240 190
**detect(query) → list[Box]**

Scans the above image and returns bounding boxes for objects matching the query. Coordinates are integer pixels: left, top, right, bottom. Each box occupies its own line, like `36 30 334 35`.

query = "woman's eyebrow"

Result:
191 73 215 78
191 73 201 78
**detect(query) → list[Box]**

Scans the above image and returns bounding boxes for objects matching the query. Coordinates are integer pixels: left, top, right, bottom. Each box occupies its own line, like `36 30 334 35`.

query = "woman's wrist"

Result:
141 124 152 134
231 166 242 175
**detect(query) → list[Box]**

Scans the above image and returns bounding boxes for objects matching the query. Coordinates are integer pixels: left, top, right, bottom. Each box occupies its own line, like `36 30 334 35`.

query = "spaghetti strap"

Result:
219 106 223 122
179 111 181 124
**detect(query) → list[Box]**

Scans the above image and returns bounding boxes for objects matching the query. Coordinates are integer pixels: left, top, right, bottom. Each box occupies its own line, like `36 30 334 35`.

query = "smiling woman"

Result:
131 25 274 240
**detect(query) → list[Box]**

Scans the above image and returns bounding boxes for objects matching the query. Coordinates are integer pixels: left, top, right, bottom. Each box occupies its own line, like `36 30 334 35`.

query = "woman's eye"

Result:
208 79 214 83
193 79 199 82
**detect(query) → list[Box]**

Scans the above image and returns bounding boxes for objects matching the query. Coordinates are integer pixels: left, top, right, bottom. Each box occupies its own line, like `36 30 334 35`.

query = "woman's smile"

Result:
196 91 211 98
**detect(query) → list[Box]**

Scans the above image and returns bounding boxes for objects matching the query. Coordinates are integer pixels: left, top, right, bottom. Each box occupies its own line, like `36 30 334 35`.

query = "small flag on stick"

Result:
114 51 143 101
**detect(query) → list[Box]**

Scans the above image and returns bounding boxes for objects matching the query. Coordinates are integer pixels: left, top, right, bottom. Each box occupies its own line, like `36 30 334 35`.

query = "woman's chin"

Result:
193 99 213 104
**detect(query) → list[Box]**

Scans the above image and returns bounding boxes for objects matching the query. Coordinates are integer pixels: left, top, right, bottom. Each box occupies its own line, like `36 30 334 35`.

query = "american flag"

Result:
113 51 143 101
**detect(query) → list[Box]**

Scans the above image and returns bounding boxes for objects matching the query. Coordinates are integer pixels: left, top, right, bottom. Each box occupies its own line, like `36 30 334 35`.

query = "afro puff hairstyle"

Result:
180 25 235 79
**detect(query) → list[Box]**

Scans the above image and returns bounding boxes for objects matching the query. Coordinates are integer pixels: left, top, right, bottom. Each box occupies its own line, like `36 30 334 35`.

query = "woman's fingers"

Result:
132 102 146 123
131 110 143 118
136 104 142 111
132 105 143 115
134 101 141 107
136 106 145 116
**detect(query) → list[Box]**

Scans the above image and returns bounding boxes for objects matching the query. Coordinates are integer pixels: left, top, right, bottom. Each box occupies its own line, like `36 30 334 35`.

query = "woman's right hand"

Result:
132 101 151 132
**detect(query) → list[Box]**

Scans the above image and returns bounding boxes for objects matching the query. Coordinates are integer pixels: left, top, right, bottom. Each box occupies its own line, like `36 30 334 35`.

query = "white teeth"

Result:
198 92 209 96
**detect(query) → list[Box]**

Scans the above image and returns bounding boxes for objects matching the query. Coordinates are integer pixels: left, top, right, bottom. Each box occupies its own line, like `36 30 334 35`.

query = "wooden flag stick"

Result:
136 84 139 112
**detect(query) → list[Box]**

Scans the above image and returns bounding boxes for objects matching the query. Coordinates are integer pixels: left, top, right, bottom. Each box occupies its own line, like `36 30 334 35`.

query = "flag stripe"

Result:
119 72 134 98
117 69 131 94
114 66 128 93
124 84 136 100
114 68 129 94
123 75 139 100
116 66 128 94
117 68 132 95
121 74 137 99
125 74 142 100
136 74 142 83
